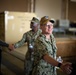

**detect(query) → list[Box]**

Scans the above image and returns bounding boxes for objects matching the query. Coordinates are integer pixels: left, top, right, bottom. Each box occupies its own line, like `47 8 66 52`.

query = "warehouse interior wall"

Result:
0 0 76 21
68 0 76 21
0 0 28 12
35 0 62 19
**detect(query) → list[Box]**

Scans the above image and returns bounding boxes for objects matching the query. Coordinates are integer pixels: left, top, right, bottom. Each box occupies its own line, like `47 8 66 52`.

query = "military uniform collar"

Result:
40 34 53 42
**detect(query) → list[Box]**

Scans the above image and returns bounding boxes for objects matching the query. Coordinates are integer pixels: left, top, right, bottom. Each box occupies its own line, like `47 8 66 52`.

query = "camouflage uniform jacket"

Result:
14 29 42 75
32 34 57 75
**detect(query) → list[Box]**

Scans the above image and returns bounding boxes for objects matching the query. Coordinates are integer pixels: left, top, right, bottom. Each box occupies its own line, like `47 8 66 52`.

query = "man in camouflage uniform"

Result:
9 17 42 75
32 16 72 75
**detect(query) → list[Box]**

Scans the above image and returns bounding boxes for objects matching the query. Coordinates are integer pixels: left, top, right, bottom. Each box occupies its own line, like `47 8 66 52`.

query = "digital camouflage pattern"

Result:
32 34 57 75
14 29 42 75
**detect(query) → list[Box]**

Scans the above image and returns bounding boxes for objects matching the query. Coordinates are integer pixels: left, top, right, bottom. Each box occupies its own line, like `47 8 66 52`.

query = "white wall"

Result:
35 0 62 20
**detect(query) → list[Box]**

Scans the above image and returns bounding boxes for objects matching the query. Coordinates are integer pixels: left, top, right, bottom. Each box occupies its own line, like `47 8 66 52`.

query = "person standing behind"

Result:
0 40 10 75
32 16 72 75
9 17 42 75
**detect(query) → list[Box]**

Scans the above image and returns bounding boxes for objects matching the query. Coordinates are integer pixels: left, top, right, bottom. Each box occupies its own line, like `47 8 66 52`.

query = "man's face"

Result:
40 21 53 34
30 22 39 31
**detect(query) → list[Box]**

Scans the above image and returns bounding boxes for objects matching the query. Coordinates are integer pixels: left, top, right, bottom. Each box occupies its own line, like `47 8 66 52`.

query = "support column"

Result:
27 0 35 12
61 0 69 19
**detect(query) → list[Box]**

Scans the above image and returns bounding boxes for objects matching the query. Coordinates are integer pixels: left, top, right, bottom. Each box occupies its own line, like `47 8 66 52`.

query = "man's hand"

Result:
8 44 15 51
60 62 72 74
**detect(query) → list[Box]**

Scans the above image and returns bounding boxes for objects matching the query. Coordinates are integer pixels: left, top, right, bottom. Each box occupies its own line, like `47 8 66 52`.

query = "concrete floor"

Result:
1 51 24 75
